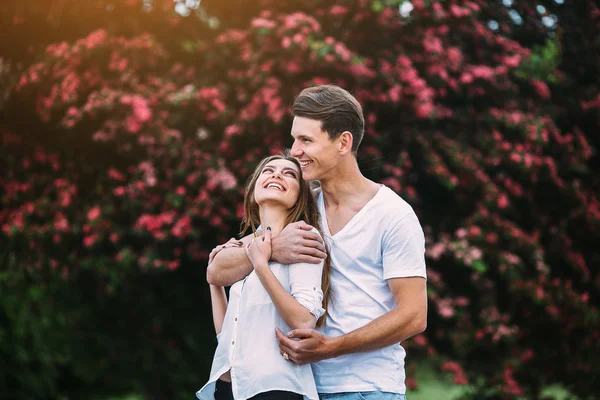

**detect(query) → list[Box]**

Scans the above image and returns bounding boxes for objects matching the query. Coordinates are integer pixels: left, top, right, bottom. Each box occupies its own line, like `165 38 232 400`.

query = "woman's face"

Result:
254 159 301 210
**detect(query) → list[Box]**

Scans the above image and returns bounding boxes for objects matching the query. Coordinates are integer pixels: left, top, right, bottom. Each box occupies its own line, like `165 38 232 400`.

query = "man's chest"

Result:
324 206 362 236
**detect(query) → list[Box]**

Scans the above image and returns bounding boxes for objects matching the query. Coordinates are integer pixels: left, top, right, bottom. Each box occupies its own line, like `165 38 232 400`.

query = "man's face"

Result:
290 116 339 181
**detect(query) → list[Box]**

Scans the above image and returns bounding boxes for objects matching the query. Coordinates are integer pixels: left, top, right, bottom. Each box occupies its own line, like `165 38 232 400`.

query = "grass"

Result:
407 363 467 400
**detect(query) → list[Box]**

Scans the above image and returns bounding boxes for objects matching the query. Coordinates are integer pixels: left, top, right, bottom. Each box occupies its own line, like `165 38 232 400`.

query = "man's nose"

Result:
290 142 302 157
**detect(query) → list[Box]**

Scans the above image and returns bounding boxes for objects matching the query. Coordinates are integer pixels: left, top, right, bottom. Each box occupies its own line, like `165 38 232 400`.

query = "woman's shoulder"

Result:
306 225 325 243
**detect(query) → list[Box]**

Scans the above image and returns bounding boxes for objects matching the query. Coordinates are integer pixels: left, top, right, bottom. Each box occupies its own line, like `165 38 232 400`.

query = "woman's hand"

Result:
208 237 243 265
245 227 272 269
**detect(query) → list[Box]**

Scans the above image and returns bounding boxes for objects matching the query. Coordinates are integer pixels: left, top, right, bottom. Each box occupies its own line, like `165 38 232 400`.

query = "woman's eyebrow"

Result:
264 164 298 174
282 167 299 175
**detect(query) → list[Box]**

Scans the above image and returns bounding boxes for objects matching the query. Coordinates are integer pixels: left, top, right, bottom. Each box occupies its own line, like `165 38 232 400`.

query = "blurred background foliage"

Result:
0 0 599 399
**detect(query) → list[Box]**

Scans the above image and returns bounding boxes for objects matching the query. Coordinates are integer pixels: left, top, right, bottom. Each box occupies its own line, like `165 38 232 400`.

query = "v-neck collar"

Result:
319 185 385 238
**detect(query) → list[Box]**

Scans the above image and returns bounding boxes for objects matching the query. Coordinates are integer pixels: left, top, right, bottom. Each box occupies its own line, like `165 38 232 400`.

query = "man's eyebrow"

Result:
293 133 311 140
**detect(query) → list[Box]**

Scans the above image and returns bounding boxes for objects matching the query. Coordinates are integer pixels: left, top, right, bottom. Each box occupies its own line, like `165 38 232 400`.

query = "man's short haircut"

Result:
291 84 365 154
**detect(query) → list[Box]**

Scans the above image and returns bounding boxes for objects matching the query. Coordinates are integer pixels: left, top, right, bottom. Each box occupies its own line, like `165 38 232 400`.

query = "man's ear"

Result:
338 131 354 155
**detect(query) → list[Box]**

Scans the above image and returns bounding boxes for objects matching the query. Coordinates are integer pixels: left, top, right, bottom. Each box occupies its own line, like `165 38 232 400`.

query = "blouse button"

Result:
232 341 235 345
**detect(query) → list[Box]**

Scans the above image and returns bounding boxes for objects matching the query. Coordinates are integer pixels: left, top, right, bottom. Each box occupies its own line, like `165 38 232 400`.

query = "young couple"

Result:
197 85 428 400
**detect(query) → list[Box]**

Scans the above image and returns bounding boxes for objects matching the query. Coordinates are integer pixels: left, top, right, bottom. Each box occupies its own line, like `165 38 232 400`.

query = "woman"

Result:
197 154 330 400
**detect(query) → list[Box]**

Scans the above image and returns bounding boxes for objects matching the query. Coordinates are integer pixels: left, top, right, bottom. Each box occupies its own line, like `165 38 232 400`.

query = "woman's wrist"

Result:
253 260 270 271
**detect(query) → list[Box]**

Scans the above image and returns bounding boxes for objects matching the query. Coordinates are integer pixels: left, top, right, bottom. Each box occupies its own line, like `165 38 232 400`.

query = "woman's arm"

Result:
254 261 320 330
244 228 320 330
209 285 228 334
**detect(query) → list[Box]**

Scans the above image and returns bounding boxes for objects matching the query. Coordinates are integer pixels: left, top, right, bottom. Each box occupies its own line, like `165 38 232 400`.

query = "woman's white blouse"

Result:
197 258 325 400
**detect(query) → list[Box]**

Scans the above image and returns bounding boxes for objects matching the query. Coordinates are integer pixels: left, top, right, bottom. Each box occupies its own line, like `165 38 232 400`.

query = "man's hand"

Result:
276 328 337 366
208 237 243 265
271 221 327 264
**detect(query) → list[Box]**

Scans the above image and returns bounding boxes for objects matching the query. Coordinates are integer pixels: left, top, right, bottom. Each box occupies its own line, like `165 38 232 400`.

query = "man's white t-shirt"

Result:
313 185 427 395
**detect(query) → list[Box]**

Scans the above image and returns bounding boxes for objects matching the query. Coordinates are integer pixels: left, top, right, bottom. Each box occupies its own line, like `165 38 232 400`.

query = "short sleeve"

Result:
382 212 427 280
289 259 325 320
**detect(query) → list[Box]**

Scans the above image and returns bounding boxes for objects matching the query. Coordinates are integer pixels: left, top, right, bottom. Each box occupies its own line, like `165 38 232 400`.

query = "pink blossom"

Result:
83 234 97 248
471 66 494 80
423 36 443 53
413 334 427 346
82 29 107 49
454 297 469 307
388 85 402 103
497 194 509 209
416 103 433 118
437 299 455 318
428 243 446 260
59 192 72 207
132 96 152 122
251 18 276 29
225 125 242 138
53 212 70 231
125 116 141 133
441 361 468 385
503 54 521 68
531 79 550 99
520 349 534 363
211 215 222 226
469 226 481 236
108 168 126 181
330 5 349 15
460 73 473 84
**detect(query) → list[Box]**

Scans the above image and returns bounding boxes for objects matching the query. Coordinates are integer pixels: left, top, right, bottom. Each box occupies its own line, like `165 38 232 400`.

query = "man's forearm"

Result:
331 305 427 357
206 248 253 286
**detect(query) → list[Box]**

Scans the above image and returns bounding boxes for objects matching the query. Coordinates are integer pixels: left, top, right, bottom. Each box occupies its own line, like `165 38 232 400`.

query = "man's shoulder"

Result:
374 186 415 221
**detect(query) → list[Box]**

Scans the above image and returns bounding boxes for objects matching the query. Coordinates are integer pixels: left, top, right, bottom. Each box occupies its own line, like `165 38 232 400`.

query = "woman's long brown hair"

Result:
240 153 331 327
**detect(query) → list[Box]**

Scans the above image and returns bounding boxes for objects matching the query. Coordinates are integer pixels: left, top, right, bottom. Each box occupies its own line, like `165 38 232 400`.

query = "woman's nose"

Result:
271 170 283 179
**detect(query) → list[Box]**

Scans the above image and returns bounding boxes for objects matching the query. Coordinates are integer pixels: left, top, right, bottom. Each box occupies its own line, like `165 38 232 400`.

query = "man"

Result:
207 84 427 400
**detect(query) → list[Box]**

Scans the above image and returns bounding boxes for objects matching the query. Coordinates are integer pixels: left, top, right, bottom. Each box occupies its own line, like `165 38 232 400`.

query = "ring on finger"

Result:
282 352 289 360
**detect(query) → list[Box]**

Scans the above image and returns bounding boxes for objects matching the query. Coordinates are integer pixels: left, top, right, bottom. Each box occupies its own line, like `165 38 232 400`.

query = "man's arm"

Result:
206 235 254 286
206 221 327 286
277 276 427 365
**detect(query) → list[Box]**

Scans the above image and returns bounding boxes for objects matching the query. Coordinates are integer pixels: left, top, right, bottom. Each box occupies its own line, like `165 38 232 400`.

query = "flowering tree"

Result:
1 0 598 399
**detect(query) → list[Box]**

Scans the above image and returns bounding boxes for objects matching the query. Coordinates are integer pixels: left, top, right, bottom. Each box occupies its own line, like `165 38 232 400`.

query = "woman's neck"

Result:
258 205 288 237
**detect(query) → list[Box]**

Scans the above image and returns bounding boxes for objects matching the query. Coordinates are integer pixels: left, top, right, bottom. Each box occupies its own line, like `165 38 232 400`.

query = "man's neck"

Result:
320 159 375 207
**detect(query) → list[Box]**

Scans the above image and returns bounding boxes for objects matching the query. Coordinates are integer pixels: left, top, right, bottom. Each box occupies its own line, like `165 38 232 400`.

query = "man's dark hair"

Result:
291 84 365 154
